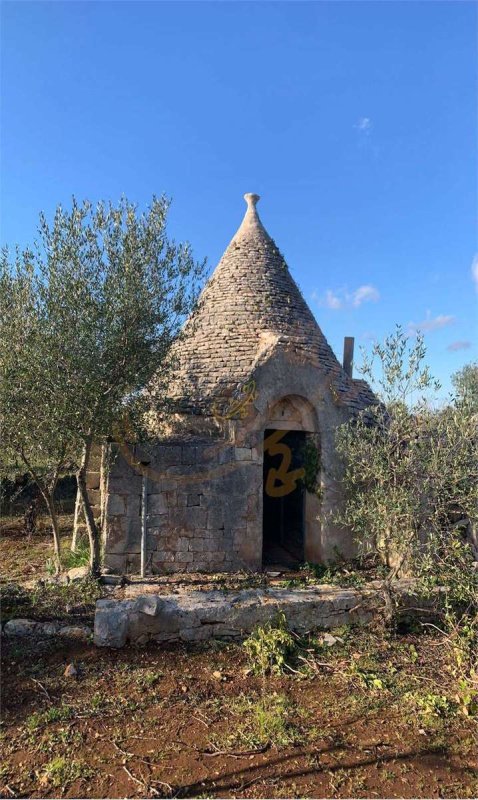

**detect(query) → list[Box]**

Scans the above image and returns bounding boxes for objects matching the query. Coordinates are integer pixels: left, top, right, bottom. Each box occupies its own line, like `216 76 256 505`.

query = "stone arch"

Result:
265 394 319 433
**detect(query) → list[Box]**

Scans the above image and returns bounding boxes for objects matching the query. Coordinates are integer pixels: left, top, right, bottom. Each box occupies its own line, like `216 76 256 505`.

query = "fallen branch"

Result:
203 742 269 759
31 678 52 703
122 764 172 797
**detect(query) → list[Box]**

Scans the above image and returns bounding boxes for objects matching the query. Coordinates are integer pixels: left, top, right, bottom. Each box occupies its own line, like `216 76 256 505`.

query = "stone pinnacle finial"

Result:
234 192 266 239
244 193 260 210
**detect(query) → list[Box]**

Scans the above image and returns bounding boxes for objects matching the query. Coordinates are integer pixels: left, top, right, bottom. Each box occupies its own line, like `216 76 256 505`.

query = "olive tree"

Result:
452 361 478 411
336 326 478 592
0 196 205 574
0 257 78 570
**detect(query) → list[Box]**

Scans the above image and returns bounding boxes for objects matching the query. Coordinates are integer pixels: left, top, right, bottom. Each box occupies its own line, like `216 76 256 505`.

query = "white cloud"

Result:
356 117 372 134
352 285 380 307
471 254 478 290
447 340 471 352
408 313 455 335
313 284 380 311
324 290 343 310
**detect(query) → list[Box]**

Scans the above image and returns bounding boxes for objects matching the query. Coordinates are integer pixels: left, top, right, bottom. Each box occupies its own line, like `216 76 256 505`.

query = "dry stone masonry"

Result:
94 585 379 648
93 580 431 648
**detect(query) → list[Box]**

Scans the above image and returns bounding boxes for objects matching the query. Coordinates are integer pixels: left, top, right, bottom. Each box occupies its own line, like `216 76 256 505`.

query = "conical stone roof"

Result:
169 194 374 414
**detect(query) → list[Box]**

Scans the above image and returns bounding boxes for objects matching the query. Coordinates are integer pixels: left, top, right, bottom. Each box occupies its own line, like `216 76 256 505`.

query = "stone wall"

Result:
103 438 262 575
93 581 432 648
94 585 381 647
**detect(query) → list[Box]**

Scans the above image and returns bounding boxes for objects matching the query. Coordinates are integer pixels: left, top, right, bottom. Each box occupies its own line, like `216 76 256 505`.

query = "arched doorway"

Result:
262 428 306 567
261 396 320 569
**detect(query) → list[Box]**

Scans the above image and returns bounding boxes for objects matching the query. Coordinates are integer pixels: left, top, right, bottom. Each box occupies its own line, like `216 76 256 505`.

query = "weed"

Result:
26 704 74 730
348 659 387 691
136 669 163 689
215 693 303 749
455 677 478 717
243 612 296 675
45 558 56 576
408 643 419 663
39 728 83 753
405 691 456 719
63 539 90 569
1 577 101 622
41 756 92 788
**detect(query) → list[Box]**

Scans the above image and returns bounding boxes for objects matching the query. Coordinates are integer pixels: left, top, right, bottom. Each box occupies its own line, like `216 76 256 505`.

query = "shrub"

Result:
243 612 296 675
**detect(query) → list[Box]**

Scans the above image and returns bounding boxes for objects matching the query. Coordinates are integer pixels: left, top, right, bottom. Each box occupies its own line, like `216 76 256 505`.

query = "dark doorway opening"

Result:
262 429 305 569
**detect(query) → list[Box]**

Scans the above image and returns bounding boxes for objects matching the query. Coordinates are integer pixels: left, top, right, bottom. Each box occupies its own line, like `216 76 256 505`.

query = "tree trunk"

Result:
70 486 83 551
42 491 62 573
19 452 63 573
77 437 101 577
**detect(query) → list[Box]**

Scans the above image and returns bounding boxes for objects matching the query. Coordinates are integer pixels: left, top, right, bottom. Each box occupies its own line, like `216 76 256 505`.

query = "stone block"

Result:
189 538 204 552
126 495 141 518
171 507 206 530
165 491 178 507
93 585 389 648
177 537 190 552
155 445 182 467
86 471 101 490
235 447 252 461
146 532 161 551
146 515 170 531
207 551 226 564
181 445 198 465
124 554 141 572
134 595 162 616
108 475 143 494
105 516 140 554
88 489 102 508
186 493 201 507
94 599 130 647
106 494 126 517
148 493 168 515
207 506 225 530
41 622 61 636
155 550 175 562
58 625 92 641
3 619 38 636
202 539 218 552
103 553 128 574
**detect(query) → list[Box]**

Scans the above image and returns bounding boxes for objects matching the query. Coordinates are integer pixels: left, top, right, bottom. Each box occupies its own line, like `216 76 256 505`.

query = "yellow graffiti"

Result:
212 379 257 422
263 429 305 498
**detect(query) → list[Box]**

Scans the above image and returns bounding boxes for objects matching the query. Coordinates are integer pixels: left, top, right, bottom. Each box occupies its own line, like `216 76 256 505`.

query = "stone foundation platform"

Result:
93 583 415 648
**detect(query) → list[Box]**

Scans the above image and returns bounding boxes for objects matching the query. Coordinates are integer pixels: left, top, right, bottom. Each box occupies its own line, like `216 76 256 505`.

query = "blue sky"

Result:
1 1 476 398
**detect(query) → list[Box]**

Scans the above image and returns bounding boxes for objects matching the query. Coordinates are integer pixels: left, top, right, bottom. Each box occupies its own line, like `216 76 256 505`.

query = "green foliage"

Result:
63 538 90 569
302 561 369 588
455 678 478 717
0 578 101 622
41 756 92 788
243 612 296 675
27 704 74 731
218 694 302 749
410 692 456 719
348 661 387 691
416 533 477 609
336 327 478 714
300 439 320 494
336 326 478 578
0 195 205 571
452 362 478 411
